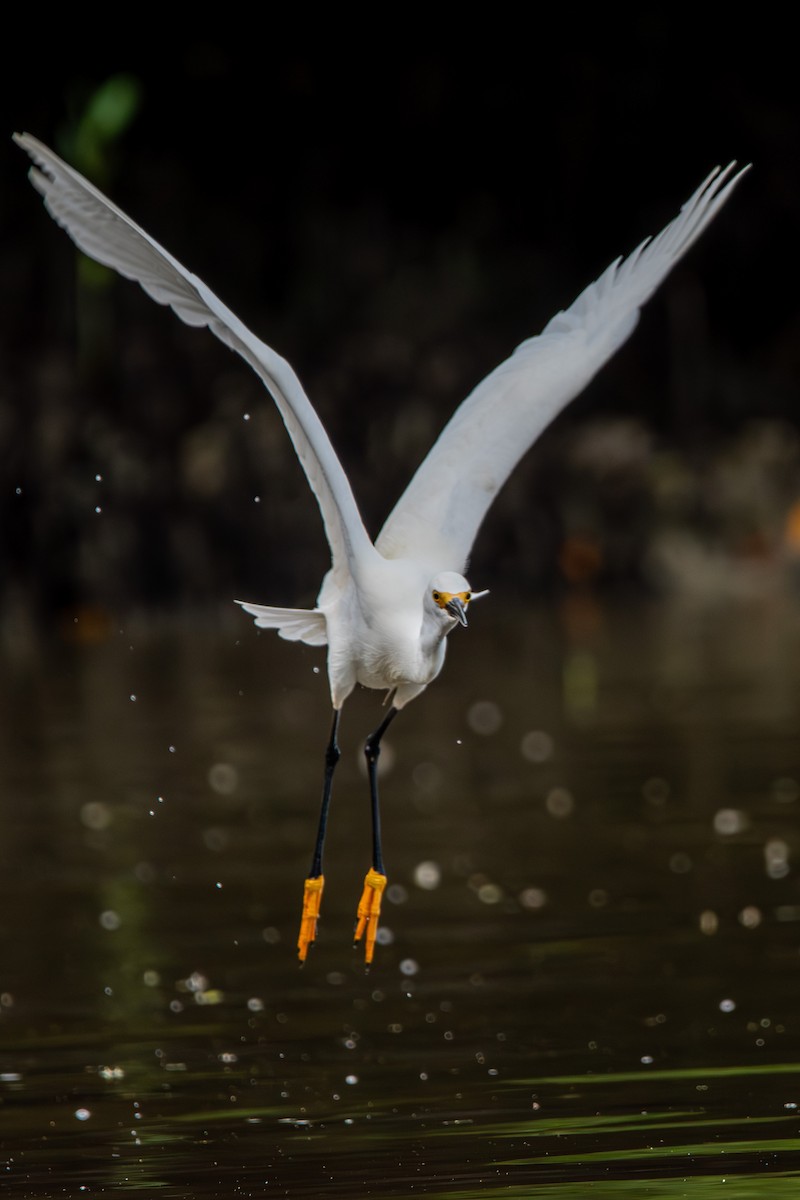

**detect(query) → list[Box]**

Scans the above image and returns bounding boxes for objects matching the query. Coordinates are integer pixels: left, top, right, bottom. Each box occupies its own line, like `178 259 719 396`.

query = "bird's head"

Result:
428 571 489 628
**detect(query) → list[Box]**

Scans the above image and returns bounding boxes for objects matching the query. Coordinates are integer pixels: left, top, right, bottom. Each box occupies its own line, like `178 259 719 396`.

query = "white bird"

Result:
15 133 748 963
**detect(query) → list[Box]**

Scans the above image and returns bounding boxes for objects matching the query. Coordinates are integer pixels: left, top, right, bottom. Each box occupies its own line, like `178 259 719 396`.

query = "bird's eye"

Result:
465 592 471 601
432 591 440 602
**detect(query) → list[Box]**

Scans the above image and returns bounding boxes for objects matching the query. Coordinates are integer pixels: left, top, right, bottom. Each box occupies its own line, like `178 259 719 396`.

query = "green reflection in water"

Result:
527 1063 800 1085
439 1176 800 1199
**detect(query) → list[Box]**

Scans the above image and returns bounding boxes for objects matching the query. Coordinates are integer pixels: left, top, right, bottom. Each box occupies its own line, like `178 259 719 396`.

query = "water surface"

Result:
2 597 800 1196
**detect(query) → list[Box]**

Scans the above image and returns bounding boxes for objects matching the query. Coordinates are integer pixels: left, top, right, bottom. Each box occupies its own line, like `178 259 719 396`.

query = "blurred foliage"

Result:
60 73 142 181
62 75 143 301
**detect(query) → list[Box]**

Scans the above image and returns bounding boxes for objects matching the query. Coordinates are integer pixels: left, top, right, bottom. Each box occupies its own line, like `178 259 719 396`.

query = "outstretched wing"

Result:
235 601 328 645
14 133 377 587
376 163 749 572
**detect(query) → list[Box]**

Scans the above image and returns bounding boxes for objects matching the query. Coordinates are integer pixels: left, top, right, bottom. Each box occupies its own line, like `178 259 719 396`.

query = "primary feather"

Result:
376 163 749 572
13 132 376 592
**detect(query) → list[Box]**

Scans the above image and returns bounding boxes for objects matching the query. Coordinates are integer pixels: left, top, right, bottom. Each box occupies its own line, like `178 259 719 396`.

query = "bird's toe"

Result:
353 868 387 965
298 875 325 963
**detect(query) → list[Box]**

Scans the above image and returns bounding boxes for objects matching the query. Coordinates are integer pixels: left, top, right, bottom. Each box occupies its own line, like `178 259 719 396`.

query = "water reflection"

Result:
2 596 800 1195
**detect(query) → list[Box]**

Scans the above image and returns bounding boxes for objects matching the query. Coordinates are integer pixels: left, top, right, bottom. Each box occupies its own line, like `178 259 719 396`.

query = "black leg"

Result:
298 708 341 962
354 706 399 964
364 705 398 875
309 708 341 878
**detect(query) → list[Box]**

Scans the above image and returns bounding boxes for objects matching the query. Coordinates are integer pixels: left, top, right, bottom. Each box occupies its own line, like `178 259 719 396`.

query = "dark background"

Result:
2 22 798 637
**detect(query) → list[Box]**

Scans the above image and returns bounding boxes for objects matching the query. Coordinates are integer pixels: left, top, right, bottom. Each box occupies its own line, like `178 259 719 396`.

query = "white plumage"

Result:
16 133 748 961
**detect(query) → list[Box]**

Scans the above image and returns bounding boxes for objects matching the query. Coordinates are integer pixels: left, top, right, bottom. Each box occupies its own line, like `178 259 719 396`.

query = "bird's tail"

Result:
235 600 328 646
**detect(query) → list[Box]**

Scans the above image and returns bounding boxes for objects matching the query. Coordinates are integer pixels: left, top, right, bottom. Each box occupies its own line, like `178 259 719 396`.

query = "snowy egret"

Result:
15 134 748 963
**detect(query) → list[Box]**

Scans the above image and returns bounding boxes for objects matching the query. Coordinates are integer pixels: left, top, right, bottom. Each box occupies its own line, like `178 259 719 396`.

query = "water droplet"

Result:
699 909 718 935
477 882 502 905
413 861 441 890
642 776 671 805
208 762 238 795
738 905 762 929
520 729 554 763
545 787 574 818
81 801 112 831
466 700 503 736
713 808 748 836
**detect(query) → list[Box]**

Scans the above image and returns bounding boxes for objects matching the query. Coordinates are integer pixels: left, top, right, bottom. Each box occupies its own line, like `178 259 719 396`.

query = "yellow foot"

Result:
298 875 324 963
353 868 387 965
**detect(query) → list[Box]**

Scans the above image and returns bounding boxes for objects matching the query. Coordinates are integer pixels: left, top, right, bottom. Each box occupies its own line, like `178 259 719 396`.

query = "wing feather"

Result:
235 601 328 645
376 163 749 571
14 133 377 584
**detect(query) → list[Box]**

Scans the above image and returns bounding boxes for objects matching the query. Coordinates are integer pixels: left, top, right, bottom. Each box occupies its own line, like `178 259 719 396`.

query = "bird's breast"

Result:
323 562 448 697
345 615 445 693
